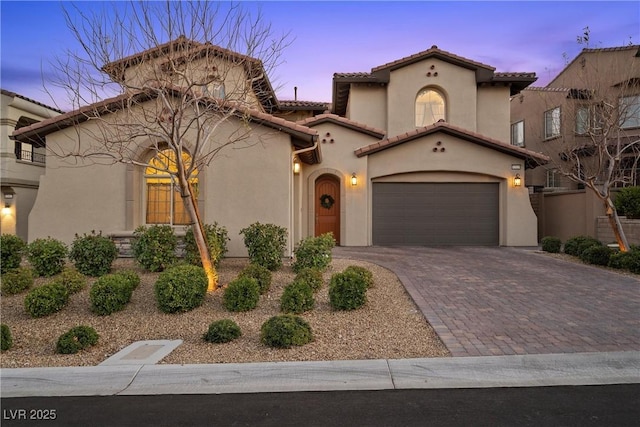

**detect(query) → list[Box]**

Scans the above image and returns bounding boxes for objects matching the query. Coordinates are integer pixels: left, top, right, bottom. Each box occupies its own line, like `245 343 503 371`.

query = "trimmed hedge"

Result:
1 267 34 295
541 236 562 253
223 276 260 312
238 263 272 294
203 319 242 344
343 265 373 288
132 225 177 272
614 186 640 218
261 315 313 349
293 268 324 292
292 233 335 273
56 325 99 354
240 222 287 271
1 234 25 274
563 235 602 257
580 245 613 266
329 270 368 311
52 267 87 295
69 231 118 276
609 248 640 274
184 223 229 267
154 265 208 314
280 281 314 314
90 274 134 316
24 282 69 318
1 323 12 352
26 237 68 277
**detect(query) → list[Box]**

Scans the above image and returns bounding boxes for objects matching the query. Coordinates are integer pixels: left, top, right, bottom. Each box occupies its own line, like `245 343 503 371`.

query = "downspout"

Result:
290 138 319 257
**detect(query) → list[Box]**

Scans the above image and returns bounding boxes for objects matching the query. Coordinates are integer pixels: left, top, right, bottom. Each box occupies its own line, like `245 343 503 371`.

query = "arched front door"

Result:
315 175 340 244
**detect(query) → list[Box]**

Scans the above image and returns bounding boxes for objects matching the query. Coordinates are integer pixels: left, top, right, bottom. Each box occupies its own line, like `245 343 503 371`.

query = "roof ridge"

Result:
296 113 386 137
371 45 495 73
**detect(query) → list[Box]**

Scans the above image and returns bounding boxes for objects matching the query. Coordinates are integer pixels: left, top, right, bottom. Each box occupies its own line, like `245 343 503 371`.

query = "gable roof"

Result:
1 88 64 114
102 36 279 113
296 113 386 138
11 87 320 163
354 121 549 169
332 46 536 116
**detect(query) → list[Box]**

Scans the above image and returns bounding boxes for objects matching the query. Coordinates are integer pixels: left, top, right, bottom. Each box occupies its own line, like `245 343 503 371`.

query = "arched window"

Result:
144 149 198 225
415 88 445 127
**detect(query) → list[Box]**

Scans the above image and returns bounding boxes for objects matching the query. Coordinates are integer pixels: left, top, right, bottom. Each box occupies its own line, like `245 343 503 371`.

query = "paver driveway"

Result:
334 246 640 357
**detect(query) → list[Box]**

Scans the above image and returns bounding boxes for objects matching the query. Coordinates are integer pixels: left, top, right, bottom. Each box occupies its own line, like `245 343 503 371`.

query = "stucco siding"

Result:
346 85 386 131
476 86 510 142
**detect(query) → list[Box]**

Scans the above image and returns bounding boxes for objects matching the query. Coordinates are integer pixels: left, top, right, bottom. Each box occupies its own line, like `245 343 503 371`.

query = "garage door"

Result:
372 182 499 246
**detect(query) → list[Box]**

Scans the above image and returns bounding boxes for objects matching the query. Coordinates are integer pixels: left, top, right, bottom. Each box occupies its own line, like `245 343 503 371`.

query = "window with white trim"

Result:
544 107 561 139
546 169 562 188
511 120 524 146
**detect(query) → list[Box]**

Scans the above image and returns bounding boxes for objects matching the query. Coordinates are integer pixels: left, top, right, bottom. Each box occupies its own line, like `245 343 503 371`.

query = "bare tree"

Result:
46 1 290 290
534 35 640 252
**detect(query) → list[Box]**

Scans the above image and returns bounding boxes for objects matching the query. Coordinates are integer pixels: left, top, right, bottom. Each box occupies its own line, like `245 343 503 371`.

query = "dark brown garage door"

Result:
372 182 499 246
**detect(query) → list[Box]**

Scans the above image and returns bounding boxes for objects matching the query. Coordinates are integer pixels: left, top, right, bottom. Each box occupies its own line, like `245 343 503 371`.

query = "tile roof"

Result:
371 45 495 73
278 100 330 110
1 88 64 114
297 113 385 138
354 121 549 168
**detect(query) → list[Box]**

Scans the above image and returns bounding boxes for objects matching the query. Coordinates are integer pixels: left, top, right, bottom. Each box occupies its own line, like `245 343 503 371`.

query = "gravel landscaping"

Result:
0 258 450 368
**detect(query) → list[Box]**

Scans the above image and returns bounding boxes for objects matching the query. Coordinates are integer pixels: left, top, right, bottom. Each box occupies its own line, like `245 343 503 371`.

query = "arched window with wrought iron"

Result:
415 88 446 127
144 149 198 225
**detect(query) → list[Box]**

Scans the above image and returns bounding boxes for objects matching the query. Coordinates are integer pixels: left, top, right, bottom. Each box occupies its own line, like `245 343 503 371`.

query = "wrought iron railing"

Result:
15 148 45 164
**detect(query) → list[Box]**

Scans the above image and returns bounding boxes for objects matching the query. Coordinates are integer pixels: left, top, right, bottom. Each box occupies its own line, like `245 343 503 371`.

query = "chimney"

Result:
294 86 298 101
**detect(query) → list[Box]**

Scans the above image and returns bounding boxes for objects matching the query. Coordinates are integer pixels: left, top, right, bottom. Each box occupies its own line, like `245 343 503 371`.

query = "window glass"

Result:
511 121 524 146
620 95 640 129
145 149 198 225
575 106 590 135
544 107 561 139
415 89 445 127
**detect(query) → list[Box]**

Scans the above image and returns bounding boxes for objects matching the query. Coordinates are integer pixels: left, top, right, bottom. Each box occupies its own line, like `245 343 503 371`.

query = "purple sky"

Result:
1 1 638 111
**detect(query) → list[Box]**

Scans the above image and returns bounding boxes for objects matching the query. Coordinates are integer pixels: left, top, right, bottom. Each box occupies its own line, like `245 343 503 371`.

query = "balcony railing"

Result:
15 148 46 165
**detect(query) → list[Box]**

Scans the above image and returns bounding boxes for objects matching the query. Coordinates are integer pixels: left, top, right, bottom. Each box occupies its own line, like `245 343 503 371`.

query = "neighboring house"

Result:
510 45 640 240
12 39 547 256
0 89 62 240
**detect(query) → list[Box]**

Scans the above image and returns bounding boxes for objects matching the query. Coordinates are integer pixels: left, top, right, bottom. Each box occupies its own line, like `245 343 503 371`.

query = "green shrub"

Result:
238 263 272 294
614 186 640 218
541 236 562 253
261 315 313 349
580 245 613 266
291 233 336 273
184 223 229 267
1 323 12 352
203 319 242 344
114 269 141 291
280 281 314 314
329 271 368 311
240 222 288 271
132 225 177 272
1 234 25 274
24 282 69 318
563 235 602 257
69 231 118 276
154 265 208 314
90 274 133 316
26 237 68 277
343 265 374 288
52 267 87 294
293 268 324 292
1 267 34 295
222 276 260 312
56 325 99 354
609 248 640 273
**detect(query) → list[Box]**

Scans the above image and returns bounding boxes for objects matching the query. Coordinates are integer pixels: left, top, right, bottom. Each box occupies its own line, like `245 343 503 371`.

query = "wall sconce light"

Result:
514 174 522 187
1 204 11 216
351 173 358 186
293 159 301 174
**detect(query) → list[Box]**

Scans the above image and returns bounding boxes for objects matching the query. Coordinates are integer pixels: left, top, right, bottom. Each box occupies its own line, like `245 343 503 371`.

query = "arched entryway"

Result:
315 174 340 243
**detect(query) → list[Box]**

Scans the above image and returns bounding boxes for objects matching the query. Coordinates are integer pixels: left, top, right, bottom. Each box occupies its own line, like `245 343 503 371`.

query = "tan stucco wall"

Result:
365 133 538 246
386 59 477 137
298 123 376 246
346 85 387 132
476 86 510 142
542 190 606 241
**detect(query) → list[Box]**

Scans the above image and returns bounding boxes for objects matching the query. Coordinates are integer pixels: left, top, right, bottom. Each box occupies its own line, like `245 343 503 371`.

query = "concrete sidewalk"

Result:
2 351 639 398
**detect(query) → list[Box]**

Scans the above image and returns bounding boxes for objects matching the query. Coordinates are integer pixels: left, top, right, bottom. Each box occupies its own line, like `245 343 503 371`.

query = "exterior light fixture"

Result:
514 174 522 187
1 205 11 216
351 173 358 186
293 159 301 174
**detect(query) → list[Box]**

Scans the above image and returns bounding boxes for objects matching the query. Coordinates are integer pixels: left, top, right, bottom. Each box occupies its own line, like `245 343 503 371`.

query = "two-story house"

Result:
1 89 62 239
13 38 547 255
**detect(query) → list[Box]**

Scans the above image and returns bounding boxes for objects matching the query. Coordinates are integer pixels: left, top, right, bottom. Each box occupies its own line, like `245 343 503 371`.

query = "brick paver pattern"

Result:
334 247 640 357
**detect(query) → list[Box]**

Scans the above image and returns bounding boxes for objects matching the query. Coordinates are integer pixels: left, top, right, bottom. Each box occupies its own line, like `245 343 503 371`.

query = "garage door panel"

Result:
372 182 498 246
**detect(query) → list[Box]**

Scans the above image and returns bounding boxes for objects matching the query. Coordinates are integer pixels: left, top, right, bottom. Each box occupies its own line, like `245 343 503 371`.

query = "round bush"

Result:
222 276 260 312
541 236 562 253
1 323 12 352
155 265 208 314
580 245 613 266
203 319 242 344
90 274 134 316
238 263 272 294
563 235 602 257
132 225 177 272
114 269 141 291
0 234 25 274
329 271 368 311
294 268 324 292
56 325 99 354
24 282 69 318
240 222 288 271
52 267 87 294
26 237 68 277
292 233 336 273
261 315 313 349
614 186 640 218
69 231 118 276
343 265 374 288
609 248 640 273
1 267 34 295
280 281 315 314
184 223 229 267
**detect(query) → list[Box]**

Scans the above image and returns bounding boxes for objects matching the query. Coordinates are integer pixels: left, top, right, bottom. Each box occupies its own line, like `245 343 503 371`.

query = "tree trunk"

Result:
178 177 218 291
605 198 630 252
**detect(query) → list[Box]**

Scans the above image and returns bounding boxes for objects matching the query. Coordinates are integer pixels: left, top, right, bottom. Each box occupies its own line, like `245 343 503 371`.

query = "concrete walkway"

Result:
334 246 640 357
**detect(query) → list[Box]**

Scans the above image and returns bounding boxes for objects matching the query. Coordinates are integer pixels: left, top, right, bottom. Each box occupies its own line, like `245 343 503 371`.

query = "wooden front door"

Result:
315 175 340 243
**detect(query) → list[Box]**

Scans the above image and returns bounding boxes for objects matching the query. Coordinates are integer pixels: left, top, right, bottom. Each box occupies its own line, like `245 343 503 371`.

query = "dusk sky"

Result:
1 1 638 112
